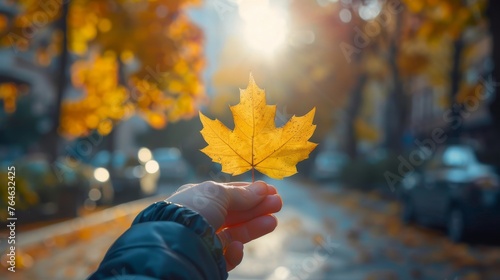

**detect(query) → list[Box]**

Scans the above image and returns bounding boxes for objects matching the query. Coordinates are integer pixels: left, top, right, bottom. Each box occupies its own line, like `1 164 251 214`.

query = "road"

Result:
231 179 500 280
2 179 500 280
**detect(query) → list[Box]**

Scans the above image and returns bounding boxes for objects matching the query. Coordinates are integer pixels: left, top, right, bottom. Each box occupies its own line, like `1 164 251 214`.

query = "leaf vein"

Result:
254 119 310 166
205 121 251 166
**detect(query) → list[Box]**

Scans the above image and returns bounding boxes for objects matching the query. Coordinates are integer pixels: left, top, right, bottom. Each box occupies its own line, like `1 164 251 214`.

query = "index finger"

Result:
222 182 250 187
223 181 277 194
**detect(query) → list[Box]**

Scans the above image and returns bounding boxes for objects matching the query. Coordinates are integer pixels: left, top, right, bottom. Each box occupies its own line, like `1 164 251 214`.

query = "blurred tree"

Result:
0 82 22 114
487 0 500 131
402 0 488 138
0 0 205 161
339 0 487 153
286 0 487 157
334 0 403 156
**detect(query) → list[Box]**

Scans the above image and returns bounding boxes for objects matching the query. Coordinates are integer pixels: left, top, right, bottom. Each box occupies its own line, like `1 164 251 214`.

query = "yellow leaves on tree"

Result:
65 1 205 136
129 77 171 129
354 118 380 143
68 2 99 55
60 53 130 137
0 83 20 114
2 0 205 138
199 75 317 180
401 0 487 41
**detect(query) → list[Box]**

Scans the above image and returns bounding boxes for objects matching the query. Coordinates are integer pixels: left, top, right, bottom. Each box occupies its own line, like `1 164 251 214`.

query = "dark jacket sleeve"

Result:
88 201 228 280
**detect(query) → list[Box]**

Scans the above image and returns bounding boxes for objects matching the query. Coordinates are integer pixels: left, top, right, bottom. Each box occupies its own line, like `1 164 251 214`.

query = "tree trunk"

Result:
345 73 368 159
487 0 500 130
104 57 129 172
385 55 406 153
449 38 464 139
106 59 128 156
384 12 405 154
44 2 69 162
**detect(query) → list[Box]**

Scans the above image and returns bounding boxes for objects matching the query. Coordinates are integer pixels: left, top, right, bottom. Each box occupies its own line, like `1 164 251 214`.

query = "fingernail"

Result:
250 182 268 195
234 241 244 251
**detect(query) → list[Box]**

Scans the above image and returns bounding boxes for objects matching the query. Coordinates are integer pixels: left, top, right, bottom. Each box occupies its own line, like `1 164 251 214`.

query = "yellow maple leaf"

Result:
199 74 317 180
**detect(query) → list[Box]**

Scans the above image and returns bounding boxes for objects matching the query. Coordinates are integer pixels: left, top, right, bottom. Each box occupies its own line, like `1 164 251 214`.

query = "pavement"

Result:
0 195 161 280
1 179 500 280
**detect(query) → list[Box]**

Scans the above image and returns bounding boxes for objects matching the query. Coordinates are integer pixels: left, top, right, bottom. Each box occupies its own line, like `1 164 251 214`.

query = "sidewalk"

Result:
1 196 162 280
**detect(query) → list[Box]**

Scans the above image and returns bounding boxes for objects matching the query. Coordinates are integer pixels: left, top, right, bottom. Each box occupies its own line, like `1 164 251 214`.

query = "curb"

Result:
15 195 163 252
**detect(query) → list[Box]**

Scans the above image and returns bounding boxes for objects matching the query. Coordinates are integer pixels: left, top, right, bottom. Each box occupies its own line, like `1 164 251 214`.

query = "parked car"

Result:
153 147 192 182
90 149 159 204
400 144 500 242
6 154 106 222
311 150 349 181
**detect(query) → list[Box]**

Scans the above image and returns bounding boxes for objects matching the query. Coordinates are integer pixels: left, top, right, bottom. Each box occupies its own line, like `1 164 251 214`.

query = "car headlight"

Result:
145 160 160 174
94 167 110 183
138 147 153 163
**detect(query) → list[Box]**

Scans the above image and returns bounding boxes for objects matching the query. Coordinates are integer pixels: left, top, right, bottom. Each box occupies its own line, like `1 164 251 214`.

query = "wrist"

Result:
133 201 228 278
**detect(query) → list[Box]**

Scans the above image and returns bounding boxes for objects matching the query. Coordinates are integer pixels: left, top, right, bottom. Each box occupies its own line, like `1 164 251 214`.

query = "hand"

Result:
166 181 282 271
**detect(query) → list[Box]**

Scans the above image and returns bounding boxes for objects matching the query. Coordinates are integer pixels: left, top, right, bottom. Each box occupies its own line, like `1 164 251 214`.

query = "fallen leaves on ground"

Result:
314 186 500 278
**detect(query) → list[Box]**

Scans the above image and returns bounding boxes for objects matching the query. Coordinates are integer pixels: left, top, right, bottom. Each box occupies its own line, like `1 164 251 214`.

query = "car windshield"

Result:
112 153 127 169
317 152 347 165
154 148 181 162
430 145 498 169
442 146 475 167
92 151 111 167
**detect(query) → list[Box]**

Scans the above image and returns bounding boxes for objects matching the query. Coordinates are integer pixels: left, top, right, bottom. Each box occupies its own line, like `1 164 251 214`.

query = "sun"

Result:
238 0 288 55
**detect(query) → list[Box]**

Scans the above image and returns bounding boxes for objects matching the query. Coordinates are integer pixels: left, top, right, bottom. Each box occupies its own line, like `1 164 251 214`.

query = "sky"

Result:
189 0 291 97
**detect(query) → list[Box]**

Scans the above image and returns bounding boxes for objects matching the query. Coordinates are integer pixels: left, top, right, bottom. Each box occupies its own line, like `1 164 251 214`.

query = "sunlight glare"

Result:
358 0 382 21
238 0 287 55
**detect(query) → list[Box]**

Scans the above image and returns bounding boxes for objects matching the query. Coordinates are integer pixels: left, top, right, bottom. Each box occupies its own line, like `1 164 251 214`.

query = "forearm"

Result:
88 202 227 280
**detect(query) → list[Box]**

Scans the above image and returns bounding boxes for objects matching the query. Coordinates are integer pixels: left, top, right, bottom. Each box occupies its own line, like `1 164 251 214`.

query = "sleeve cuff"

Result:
132 201 227 279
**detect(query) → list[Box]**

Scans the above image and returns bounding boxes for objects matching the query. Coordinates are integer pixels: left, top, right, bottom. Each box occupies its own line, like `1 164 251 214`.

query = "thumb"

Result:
226 181 271 211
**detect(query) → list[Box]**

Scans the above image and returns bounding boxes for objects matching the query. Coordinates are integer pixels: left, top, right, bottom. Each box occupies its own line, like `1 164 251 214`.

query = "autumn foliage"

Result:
0 0 205 138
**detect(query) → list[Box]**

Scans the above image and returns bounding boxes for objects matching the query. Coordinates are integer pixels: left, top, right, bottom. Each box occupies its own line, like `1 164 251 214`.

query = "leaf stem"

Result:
252 168 255 183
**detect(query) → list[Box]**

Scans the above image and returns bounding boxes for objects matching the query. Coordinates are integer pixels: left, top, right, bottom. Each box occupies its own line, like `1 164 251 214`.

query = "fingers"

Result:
167 181 281 234
225 181 274 211
219 213 278 271
222 182 250 187
220 215 278 245
233 182 277 195
223 194 282 227
224 241 244 271
269 186 277 195
222 182 277 193
173 183 195 193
